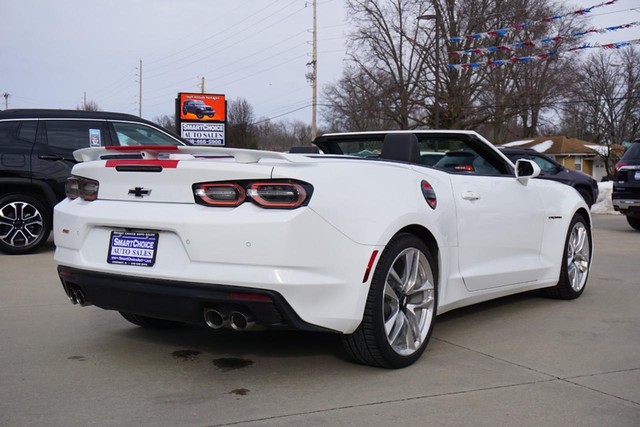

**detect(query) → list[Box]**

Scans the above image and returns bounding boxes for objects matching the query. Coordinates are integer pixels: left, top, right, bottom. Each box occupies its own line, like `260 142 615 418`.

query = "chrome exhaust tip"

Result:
75 289 86 306
204 308 229 329
67 289 78 305
229 311 255 331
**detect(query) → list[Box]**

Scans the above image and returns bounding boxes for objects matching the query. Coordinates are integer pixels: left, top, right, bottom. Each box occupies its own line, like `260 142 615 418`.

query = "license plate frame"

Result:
107 231 159 267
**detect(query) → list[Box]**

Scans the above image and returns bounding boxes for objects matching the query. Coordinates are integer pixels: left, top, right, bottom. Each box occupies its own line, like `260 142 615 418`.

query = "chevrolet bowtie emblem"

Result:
128 187 152 198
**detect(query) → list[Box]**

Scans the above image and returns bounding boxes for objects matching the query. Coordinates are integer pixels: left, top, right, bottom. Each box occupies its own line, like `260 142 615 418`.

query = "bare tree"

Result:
152 114 175 132
560 48 640 177
322 66 397 131
342 0 431 129
432 0 584 140
227 98 257 149
76 100 100 111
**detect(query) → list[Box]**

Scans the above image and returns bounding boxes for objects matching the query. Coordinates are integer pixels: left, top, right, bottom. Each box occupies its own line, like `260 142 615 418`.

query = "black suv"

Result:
612 139 640 230
498 147 599 207
0 109 189 254
182 100 215 119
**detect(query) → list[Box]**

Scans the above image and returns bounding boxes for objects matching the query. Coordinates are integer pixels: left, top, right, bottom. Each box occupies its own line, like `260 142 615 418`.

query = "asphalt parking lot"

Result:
1 214 638 426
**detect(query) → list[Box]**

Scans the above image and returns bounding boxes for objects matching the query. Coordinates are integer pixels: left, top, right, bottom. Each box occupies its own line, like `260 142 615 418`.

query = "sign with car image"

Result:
177 92 226 145
178 93 225 122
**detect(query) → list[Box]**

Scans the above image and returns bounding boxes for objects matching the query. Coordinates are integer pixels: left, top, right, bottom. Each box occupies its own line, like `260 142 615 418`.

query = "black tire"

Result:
626 215 640 231
0 193 51 255
544 213 591 299
577 188 593 208
342 233 437 368
196 112 204 119
119 312 184 329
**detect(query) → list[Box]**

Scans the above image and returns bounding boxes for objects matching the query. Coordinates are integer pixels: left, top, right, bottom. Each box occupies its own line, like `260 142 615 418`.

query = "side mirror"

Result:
515 159 541 184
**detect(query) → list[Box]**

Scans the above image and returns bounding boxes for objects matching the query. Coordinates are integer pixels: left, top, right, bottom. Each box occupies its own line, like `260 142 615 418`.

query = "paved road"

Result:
1 215 638 426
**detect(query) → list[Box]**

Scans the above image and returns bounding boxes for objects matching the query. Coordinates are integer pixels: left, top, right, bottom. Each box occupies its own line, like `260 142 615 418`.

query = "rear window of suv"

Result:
621 141 640 160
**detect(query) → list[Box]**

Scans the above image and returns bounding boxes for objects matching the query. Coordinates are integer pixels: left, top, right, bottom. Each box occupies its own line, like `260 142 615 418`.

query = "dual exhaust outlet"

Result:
66 288 253 330
66 285 91 307
204 308 255 331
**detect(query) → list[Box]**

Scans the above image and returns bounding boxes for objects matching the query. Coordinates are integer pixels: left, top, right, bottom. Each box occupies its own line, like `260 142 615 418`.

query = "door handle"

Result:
38 154 64 161
462 191 480 201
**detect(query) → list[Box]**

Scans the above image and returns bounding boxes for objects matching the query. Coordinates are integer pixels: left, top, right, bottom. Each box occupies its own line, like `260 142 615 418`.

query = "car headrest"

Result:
380 133 421 164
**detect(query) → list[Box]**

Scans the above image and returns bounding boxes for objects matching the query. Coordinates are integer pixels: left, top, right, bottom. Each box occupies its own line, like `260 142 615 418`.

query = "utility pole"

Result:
138 60 143 117
311 0 318 140
417 11 441 129
83 91 87 110
201 77 206 94
2 93 9 110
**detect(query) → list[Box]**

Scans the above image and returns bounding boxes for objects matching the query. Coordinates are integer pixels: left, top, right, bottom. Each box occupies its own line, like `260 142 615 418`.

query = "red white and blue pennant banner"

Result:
450 21 640 57
449 0 618 43
447 38 640 70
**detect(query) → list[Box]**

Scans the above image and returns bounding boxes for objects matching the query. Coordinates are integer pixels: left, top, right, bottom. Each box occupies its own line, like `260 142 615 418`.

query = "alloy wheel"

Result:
383 247 435 356
566 222 590 292
0 201 45 248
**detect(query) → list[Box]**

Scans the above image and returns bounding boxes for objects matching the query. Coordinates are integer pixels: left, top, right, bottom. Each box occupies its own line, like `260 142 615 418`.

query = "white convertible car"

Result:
54 131 592 368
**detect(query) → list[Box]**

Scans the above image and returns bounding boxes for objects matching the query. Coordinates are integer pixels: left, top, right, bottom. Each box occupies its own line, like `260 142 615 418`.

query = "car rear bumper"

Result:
57 266 332 332
612 189 640 215
54 198 382 333
612 199 640 215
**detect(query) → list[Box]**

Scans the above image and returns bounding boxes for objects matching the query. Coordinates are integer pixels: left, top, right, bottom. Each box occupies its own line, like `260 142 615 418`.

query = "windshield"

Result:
314 133 509 175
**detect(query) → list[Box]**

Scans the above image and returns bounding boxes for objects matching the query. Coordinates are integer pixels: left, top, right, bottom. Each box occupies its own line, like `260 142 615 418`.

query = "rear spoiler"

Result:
73 145 317 164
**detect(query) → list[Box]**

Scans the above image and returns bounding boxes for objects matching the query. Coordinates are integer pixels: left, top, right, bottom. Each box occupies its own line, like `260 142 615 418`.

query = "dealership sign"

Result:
176 92 226 145
180 122 225 146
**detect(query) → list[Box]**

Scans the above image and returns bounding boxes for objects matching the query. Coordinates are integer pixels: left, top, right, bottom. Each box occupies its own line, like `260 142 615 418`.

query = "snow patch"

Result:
586 144 608 156
591 181 619 215
503 139 534 147
531 140 554 153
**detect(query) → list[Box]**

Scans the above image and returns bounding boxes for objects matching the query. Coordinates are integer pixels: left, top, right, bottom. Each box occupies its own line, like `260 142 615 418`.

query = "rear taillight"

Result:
421 180 437 209
613 161 629 180
66 176 99 201
194 183 246 206
194 180 312 209
248 182 307 208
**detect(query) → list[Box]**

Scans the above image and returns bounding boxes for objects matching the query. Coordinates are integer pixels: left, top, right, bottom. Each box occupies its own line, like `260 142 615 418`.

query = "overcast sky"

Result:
1 0 639 125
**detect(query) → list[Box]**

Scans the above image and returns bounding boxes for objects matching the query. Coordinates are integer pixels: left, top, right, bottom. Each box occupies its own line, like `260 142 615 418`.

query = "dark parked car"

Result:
0 109 189 254
182 100 215 119
612 139 640 230
498 147 599 207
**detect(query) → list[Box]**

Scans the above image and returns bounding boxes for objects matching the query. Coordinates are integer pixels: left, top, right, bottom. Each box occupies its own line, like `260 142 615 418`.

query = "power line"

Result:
252 103 312 125
143 1 276 67
145 0 302 77
142 34 308 98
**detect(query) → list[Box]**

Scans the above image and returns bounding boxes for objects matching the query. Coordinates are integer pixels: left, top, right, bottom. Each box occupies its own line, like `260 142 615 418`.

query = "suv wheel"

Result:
0 193 51 254
627 215 640 231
